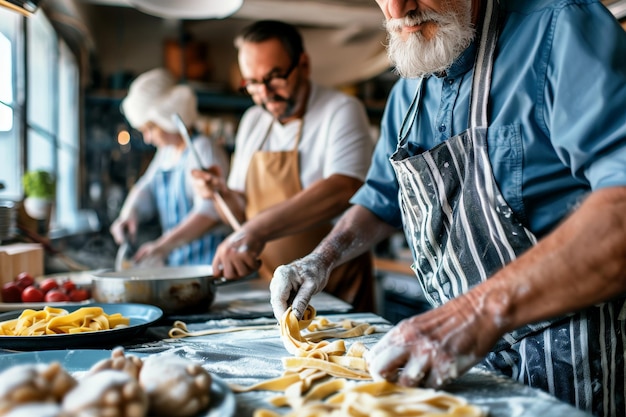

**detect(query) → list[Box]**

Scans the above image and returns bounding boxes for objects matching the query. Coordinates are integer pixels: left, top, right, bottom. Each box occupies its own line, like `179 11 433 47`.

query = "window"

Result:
0 7 81 234
27 10 57 174
0 7 23 200
56 42 80 230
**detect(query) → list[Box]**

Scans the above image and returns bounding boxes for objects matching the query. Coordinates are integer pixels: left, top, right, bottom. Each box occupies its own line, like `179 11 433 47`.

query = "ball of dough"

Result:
139 354 212 417
0 362 77 414
62 369 148 417
89 347 143 380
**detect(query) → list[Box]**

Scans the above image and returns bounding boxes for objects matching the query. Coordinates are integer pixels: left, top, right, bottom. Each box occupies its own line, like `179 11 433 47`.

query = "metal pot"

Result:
90 266 220 315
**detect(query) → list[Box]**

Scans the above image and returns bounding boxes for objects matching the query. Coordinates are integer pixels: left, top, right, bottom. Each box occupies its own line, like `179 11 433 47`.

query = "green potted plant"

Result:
22 170 55 220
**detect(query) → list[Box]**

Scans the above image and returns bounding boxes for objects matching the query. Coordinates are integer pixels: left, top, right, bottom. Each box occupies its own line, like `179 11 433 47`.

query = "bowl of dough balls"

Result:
0 347 234 417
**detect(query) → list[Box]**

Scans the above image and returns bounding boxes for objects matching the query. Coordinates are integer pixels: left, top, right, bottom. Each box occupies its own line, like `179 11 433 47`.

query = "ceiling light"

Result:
127 0 243 20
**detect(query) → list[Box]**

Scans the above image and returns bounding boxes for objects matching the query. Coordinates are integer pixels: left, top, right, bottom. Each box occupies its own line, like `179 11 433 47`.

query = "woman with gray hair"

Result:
110 67 230 267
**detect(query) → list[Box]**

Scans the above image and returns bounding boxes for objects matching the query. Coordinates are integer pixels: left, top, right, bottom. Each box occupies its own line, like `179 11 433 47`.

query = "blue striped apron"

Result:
152 147 223 266
389 1 625 415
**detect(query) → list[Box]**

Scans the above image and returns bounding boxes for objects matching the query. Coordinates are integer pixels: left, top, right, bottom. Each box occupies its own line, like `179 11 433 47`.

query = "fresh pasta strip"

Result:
264 380 486 417
230 373 302 393
283 357 371 380
167 320 276 339
0 306 130 336
300 378 346 404
304 322 375 342
247 307 486 417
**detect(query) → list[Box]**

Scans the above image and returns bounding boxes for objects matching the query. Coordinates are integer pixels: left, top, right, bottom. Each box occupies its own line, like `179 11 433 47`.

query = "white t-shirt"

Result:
228 83 374 192
121 134 230 223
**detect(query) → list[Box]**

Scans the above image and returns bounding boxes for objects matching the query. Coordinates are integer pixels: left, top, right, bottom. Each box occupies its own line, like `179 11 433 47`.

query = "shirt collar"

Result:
436 40 477 79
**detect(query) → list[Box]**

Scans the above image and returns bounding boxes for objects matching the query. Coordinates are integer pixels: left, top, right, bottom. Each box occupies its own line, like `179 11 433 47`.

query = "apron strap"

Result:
257 117 276 151
469 0 500 128
257 118 304 152
397 78 424 148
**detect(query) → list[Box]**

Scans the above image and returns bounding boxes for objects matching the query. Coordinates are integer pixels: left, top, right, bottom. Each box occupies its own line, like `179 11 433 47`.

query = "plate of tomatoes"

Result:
0 271 97 312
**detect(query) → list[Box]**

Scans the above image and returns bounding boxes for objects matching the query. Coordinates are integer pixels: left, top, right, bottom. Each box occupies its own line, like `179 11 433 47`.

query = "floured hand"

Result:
270 254 331 321
365 293 502 388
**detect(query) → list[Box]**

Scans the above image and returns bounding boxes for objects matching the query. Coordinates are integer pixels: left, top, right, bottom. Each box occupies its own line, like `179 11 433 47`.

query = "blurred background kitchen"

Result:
1 0 625 322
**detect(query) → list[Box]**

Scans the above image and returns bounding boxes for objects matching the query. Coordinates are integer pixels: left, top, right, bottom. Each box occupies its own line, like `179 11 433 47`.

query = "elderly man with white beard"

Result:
269 0 626 416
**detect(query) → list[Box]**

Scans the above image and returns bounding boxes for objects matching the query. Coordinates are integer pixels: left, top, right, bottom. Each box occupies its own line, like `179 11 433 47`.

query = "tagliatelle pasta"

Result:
231 306 486 417
0 306 130 336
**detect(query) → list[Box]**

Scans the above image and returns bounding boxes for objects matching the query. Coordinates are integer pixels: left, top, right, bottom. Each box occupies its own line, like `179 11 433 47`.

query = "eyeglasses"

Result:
240 60 298 95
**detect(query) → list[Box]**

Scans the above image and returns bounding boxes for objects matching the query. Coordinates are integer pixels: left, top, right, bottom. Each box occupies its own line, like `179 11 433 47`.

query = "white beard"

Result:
385 5 475 78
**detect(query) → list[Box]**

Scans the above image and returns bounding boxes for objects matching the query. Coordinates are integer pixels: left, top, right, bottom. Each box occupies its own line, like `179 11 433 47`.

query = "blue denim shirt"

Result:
353 0 626 237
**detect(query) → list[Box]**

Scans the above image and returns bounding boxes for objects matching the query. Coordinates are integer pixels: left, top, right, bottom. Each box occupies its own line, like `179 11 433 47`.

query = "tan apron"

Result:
245 118 374 312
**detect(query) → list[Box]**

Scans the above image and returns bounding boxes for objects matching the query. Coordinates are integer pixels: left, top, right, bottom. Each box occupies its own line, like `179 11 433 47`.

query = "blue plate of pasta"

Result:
0 303 163 350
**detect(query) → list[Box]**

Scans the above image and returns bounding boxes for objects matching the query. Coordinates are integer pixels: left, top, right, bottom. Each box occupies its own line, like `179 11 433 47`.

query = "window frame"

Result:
0 7 83 235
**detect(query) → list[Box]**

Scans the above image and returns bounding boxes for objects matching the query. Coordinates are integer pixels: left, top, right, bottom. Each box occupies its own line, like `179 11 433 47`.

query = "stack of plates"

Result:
0 201 16 242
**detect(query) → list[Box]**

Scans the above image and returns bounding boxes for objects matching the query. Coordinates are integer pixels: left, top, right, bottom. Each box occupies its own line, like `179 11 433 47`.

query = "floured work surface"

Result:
126 312 594 417
232 306 486 416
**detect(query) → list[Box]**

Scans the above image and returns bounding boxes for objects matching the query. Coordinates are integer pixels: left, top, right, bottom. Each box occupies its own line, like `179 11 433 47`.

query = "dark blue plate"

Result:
0 349 235 417
0 303 163 350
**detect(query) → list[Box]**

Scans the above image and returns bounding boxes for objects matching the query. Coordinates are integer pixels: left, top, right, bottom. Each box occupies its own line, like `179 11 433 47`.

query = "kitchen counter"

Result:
0 279 594 417
129 312 592 417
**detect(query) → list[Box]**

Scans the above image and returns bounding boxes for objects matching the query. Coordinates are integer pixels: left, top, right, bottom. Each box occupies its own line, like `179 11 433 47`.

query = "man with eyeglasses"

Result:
191 20 375 313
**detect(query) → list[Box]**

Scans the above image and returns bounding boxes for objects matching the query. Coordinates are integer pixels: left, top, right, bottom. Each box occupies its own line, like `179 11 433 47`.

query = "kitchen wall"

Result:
68 1 396 229
67 2 391 93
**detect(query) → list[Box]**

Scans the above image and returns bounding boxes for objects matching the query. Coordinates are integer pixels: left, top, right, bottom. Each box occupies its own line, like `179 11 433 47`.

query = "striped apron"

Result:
152 147 223 266
389 1 625 415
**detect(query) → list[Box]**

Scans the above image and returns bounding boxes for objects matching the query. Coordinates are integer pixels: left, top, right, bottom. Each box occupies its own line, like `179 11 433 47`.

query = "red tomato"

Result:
15 272 35 290
61 280 76 292
68 288 90 302
21 285 44 302
39 278 59 293
45 289 70 303
1 282 23 303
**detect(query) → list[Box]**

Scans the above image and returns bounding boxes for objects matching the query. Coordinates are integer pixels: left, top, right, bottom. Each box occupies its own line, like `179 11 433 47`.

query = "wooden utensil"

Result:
173 113 241 231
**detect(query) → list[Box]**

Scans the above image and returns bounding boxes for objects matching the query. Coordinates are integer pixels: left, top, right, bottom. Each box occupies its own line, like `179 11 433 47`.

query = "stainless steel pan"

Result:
90 265 236 314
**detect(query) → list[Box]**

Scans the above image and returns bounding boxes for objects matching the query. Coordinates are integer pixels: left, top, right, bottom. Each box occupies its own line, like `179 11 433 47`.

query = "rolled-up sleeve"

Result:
351 84 406 229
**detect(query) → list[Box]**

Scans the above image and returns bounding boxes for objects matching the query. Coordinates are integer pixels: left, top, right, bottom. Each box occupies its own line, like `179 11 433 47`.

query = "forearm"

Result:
244 174 363 242
312 204 398 269
120 171 156 221
470 186 626 333
119 186 146 220
155 213 221 253
269 204 397 320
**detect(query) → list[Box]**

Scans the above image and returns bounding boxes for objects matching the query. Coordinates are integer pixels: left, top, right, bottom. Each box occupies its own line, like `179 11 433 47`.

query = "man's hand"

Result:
211 229 264 280
364 292 501 388
191 166 225 200
270 254 331 320
110 216 137 245
134 240 167 264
